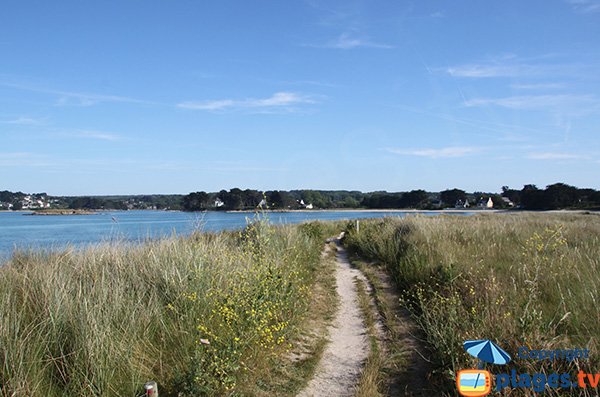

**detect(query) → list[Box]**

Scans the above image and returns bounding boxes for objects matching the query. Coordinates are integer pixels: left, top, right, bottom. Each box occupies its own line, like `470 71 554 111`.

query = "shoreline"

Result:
226 208 503 213
25 209 97 216
2 208 596 216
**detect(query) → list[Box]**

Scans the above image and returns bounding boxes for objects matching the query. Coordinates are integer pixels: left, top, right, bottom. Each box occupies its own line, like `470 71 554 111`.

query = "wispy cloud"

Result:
464 94 599 111
0 80 156 107
1 117 46 126
179 99 235 111
446 63 566 78
54 91 152 107
447 64 527 78
385 146 482 159
567 0 600 13
178 92 315 112
276 79 340 88
144 161 286 173
527 152 587 160
69 130 122 141
510 83 566 90
445 55 589 79
312 33 393 49
0 152 32 160
0 152 52 167
392 104 557 140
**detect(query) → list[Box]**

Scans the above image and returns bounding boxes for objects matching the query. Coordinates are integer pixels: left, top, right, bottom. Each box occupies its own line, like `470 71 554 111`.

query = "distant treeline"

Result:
181 183 600 211
64 195 183 211
2 183 599 212
0 191 183 211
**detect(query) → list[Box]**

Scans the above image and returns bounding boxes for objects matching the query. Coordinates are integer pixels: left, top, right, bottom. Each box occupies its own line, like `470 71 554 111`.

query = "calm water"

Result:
0 210 466 263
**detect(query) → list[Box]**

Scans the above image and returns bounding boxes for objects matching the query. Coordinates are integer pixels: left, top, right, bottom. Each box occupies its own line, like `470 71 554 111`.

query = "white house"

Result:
501 197 514 207
455 199 470 209
297 199 314 209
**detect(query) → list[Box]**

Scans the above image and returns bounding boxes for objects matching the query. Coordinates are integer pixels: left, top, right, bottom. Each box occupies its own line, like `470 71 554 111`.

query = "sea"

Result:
0 210 469 263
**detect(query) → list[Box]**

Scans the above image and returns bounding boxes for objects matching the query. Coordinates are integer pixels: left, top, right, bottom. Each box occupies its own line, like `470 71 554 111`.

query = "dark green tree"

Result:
183 191 210 211
544 183 579 209
440 189 467 207
267 191 295 209
520 185 545 209
400 190 428 208
501 186 521 206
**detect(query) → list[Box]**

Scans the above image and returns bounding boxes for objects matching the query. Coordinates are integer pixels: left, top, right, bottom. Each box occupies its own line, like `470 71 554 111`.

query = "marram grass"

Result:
343 213 600 396
0 220 326 396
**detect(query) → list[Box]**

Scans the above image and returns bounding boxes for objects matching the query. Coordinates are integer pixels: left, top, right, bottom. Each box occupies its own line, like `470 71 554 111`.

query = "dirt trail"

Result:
297 233 369 397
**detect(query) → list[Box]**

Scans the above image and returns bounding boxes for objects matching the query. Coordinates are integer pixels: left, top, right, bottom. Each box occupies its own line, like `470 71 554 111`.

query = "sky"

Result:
1 0 599 195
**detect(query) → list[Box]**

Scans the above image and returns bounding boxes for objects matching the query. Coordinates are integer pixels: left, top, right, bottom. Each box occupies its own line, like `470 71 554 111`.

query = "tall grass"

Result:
344 213 600 395
0 219 325 396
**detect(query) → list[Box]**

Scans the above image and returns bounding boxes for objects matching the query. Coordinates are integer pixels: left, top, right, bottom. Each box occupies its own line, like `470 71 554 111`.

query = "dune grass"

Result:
343 213 600 395
0 219 329 396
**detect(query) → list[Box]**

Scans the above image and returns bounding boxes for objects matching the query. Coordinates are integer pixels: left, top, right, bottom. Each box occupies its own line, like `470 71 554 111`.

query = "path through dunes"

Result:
297 233 369 397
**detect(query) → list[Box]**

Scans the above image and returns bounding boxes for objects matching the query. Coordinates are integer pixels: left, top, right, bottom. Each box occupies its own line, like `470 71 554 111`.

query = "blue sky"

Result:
1 0 599 195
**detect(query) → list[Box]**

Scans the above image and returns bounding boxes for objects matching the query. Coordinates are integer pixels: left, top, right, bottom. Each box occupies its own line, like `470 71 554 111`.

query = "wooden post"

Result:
145 381 158 397
356 220 360 233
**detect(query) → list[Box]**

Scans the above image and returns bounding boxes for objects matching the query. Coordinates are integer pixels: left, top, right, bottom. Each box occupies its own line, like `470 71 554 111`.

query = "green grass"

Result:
351 257 429 397
0 219 328 396
354 275 385 397
343 213 600 395
246 240 339 396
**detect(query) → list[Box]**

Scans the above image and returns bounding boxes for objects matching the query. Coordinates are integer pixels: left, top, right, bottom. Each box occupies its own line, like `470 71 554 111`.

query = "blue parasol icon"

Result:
464 339 511 366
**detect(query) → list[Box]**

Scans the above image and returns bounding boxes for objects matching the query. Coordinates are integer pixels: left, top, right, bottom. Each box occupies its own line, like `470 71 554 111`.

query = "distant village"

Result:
0 193 53 210
0 182 597 212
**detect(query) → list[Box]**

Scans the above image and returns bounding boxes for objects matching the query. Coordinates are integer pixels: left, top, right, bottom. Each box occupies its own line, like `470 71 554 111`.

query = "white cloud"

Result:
331 33 393 49
54 91 151 107
445 55 588 79
178 99 235 111
0 152 32 159
310 33 393 50
527 152 586 160
2 117 45 125
567 0 600 13
447 64 525 78
249 92 309 107
0 152 51 167
178 92 315 112
510 83 566 90
71 131 122 141
464 94 598 110
386 146 482 158
0 80 155 107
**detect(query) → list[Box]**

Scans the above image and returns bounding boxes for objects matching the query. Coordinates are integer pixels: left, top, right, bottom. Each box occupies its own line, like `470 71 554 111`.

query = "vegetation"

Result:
343 213 600 395
354 276 386 397
65 195 184 211
2 182 600 212
182 184 600 211
351 257 431 397
0 219 332 396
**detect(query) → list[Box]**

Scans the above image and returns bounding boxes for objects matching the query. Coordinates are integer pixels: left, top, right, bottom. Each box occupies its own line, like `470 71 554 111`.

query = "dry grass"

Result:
0 220 327 396
344 213 600 396
240 240 339 396
354 275 385 397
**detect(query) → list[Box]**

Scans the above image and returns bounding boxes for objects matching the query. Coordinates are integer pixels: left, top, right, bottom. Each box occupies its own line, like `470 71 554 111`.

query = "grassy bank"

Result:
343 213 600 395
0 219 331 396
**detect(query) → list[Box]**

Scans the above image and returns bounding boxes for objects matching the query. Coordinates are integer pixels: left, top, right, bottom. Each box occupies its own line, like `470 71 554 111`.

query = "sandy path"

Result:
297 233 368 397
